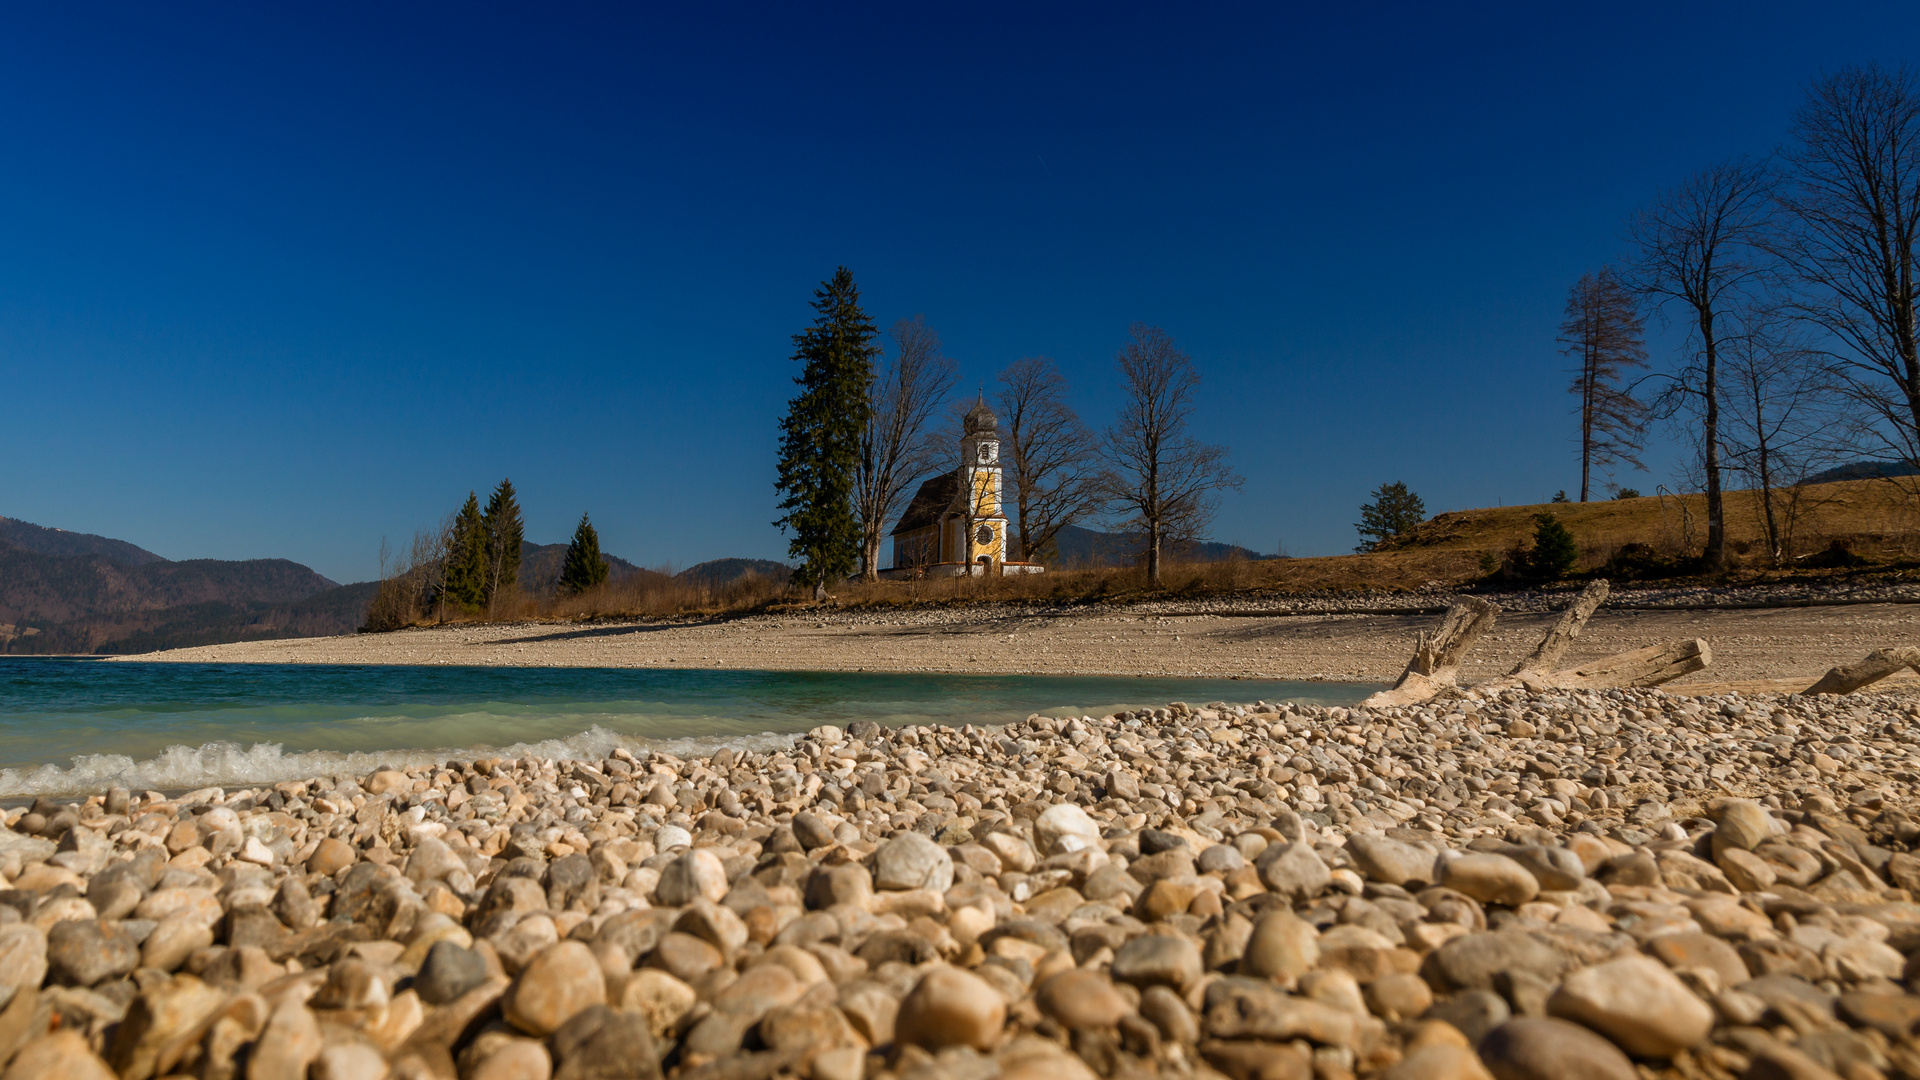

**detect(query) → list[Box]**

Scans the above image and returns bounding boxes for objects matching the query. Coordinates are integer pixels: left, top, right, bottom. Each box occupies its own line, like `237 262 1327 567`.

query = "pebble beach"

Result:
0 680 1915 1080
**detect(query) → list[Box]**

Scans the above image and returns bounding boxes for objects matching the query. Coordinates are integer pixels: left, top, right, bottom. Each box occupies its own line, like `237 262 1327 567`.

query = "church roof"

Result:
963 395 997 434
892 473 959 536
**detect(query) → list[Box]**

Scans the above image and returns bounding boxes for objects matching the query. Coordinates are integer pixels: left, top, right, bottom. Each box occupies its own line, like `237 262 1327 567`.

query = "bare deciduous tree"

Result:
855 316 957 581
1628 157 1774 573
364 520 453 630
995 357 1100 565
1719 308 1832 563
1560 267 1649 501
1098 324 1243 587
1775 63 1920 481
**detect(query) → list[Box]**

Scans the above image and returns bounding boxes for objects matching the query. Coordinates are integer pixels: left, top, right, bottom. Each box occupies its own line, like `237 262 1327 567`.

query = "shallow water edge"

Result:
0 659 1383 797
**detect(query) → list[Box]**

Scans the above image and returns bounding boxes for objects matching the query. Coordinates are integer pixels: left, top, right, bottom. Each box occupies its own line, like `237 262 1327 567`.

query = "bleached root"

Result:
1362 597 1499 707
1805 646 1920 695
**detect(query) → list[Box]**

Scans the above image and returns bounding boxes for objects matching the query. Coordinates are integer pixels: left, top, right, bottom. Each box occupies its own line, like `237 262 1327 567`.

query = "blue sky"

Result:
3 3 1916 582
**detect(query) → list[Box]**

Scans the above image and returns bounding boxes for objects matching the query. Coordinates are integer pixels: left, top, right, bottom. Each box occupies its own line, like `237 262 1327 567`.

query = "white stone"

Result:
1034 804 1100 856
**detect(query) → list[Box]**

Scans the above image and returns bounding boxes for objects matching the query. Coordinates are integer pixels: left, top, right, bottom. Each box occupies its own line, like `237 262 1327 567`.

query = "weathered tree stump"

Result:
1507 579 1610 677
1805 647 1920 695
1363 597 1500 707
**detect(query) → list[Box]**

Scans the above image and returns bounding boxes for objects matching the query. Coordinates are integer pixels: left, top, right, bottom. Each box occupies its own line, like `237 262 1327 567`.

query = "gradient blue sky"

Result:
4 3 1917 583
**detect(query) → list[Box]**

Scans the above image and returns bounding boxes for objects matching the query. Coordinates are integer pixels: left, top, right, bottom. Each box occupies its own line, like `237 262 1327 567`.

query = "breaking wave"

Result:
0 725 802 798
0 661 1374 798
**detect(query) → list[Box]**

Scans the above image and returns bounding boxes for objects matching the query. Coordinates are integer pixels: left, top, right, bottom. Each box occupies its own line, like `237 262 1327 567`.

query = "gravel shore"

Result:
123 591 1920 693
1 683 1918 1078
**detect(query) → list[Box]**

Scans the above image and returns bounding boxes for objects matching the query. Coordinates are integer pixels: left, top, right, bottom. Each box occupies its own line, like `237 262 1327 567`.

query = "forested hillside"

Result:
0 518 366 654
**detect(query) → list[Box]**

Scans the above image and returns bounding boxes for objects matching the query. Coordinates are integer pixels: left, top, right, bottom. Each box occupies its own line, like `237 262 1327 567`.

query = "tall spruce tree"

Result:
558 512 610 595
774 267 879 598
443 492 487 611
481 478 524 610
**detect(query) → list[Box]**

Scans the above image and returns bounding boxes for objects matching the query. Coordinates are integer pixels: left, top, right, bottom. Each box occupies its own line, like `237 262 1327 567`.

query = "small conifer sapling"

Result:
1524 512 1579 581
559 513 611 595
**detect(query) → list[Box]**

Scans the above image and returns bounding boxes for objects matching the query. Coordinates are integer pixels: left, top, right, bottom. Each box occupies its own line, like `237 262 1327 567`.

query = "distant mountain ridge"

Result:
0 517 167 567
0 511 1275 654
0 513 801 653
1804 460 1920 484
1048 524 1275 569
517 541 651 594
515 548 792 593
676 558 792 587
48 582 382 656
0 516 360 654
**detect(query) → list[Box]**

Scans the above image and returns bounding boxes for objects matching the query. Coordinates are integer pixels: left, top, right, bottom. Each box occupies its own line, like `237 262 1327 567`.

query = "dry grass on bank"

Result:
364 477 1920 631
1399 478 1919 558
1388 476 1920 572
367 569 797 631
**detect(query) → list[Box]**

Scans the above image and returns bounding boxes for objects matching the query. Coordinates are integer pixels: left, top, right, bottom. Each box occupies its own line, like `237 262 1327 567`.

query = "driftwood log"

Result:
1520 637 1713 691
1507 579 1610 677
1805 647 1920 695
1362 597 1499 707
1364 585 1714 706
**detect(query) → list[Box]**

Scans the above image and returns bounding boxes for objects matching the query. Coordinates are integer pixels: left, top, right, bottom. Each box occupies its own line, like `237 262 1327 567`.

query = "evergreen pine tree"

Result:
443 492 488 610
1353 481 1426 552
482 478 524 608
559 512 610 595
1524 512 1580 580
774 267 879 598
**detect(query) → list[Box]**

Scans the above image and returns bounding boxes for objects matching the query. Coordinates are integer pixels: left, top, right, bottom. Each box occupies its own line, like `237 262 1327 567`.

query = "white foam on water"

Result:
0 725 802 797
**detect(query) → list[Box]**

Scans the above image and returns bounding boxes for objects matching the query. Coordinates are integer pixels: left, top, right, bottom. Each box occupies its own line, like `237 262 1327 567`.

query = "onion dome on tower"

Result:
963 394 998 434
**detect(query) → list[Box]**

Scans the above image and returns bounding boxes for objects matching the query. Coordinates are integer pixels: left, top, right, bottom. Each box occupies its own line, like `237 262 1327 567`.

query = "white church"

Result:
883 398 1045 578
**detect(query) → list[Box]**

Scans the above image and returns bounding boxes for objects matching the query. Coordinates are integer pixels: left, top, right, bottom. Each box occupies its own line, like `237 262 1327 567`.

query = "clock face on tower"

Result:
975 525 994 546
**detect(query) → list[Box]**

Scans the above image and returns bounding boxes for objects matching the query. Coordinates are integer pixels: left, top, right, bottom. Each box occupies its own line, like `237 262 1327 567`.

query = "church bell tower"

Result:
958 396 1007 571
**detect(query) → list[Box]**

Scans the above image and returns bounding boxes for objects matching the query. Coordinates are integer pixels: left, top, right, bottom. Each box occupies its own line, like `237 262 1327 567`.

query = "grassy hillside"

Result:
1212 476 1920 594
1385 478 1917 565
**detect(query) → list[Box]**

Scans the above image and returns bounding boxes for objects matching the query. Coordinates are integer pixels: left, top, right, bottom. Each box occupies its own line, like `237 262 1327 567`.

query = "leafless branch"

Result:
1625 156 1776 571
856 316 957 581
1097 324 1244 587
995 357 1101 564
1774 63 1920 504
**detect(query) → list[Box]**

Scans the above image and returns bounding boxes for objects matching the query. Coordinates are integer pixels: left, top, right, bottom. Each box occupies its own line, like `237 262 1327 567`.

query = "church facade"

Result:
884 399 1045 578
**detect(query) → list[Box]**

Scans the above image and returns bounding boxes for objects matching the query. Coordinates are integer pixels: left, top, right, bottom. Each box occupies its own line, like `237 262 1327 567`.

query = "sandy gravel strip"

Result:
121 601 1920 693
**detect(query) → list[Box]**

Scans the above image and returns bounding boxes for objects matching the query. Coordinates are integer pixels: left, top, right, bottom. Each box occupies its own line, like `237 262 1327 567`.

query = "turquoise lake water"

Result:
0 660 1379 797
